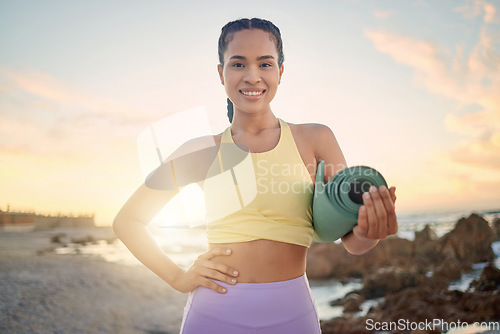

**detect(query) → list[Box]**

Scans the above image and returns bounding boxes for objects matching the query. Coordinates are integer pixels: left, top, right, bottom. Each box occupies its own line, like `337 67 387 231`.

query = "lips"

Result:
239 89 266 98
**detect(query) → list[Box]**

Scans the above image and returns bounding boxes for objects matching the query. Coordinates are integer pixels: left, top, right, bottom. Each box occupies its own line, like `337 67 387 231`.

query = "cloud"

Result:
364 16 500 170
0 68 158 221
364 29 464 101
455 0 499 23
447 131 500 169
414 0 428 7
0 67 138 118
0 67 154 159
373 10 395 19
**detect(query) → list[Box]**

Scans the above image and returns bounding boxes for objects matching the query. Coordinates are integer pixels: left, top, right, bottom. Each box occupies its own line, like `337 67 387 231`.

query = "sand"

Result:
0 228 188 334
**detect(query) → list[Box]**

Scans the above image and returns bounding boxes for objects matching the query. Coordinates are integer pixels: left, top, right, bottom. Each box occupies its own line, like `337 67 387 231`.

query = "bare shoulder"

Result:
286 120 346 181
286 121 337 146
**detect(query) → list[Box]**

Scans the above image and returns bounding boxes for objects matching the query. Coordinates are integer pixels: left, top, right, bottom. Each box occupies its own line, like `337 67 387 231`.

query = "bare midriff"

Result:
208 239 308 283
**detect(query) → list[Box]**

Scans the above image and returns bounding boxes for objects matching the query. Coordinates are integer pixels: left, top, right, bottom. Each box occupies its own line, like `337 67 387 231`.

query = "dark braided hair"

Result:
218 18 285 123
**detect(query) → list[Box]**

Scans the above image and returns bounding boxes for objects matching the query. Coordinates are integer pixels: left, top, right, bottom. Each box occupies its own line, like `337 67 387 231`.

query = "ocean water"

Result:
54 208 500 321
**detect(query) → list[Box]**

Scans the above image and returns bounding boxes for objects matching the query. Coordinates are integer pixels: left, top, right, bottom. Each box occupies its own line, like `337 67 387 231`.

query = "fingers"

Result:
355 205 368 239
192 247 239 294
385 186 398 235
361 185 398 239
390 186 397 204
200 277 228 294
196 258 238 280
199 266 237 285
362 187 379 239
198 247 232 260
372 186 388 237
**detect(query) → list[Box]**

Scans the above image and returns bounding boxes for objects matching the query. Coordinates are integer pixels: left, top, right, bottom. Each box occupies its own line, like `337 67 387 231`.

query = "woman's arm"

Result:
113 136 239 294
113 184 184 285
311 124 398 255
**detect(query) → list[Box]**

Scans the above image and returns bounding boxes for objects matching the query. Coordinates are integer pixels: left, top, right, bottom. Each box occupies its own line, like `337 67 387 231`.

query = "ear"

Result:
217 64 224 85
278 64 284 85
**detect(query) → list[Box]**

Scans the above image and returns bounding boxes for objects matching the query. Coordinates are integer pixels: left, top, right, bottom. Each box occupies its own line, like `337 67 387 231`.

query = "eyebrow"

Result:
229 55 275 61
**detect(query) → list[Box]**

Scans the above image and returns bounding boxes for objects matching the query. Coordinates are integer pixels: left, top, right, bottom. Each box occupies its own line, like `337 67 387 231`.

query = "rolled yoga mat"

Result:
312 160 388 243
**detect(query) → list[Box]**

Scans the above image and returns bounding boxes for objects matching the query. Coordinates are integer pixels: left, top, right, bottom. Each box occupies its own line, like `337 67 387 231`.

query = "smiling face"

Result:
218 29 284 117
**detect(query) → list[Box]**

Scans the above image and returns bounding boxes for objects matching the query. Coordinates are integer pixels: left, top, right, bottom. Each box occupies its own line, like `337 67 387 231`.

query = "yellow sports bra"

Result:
202 118 315 247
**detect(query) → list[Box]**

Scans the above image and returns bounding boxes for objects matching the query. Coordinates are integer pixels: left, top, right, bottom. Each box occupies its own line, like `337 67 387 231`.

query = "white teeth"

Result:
242 91 263 96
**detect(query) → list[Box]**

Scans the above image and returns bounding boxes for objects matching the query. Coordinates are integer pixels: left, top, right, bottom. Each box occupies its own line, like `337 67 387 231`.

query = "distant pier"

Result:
0 210 95 232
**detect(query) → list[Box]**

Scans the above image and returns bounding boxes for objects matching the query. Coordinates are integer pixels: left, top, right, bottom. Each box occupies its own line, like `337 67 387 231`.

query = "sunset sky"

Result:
1 0 499 226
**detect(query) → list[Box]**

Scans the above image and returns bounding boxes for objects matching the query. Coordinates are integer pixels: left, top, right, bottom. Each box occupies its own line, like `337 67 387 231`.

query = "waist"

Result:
208 239 307 283
206 216 315 247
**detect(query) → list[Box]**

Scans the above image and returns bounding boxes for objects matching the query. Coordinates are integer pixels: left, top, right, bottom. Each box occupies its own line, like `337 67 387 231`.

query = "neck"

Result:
231 107 279 134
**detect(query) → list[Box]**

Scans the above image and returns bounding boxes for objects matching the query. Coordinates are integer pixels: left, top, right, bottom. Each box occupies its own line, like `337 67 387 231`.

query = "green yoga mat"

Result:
312 160 388 243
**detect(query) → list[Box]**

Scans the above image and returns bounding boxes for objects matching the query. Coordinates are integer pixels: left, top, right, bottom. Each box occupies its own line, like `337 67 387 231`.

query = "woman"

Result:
113 18 397 334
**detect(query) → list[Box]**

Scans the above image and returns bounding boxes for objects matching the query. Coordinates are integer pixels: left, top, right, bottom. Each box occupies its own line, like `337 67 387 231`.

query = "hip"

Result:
180 274 321 334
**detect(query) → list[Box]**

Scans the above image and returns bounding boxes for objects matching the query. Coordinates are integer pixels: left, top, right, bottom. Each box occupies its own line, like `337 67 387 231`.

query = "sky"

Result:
0 0 499 226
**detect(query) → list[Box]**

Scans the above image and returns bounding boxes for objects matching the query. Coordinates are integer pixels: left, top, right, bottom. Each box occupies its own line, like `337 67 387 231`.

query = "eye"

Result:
260 63 272 68
232 63 244 68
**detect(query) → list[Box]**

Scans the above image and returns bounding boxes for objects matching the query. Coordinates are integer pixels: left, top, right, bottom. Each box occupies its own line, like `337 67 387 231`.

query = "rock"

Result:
455 291 500 323
432 255 462 282
361 266 425 299
306 242 336 279
438 213 495 267
412 225 440 270
421 275 449 293
469 262 500 292
493 218 500 240
414 224 437 244
306 237 414 280
105 237 117 245
350 278 500 328
328 298 343 307
411 330 441 334
308 214 494 282
320 316 370 334
70 235 95 245
343 293 364 313
318 213 500 333
50 233 67 244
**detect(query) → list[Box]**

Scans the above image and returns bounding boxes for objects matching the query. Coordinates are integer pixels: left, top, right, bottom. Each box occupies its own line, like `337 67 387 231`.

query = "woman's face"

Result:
218 29 284 116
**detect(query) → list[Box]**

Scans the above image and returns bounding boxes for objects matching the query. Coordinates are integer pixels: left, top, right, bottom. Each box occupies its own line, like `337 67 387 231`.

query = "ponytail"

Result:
227 98 234 123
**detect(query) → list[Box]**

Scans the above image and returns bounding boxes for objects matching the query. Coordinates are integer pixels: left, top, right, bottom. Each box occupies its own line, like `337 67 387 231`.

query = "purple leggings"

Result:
180 274 321 334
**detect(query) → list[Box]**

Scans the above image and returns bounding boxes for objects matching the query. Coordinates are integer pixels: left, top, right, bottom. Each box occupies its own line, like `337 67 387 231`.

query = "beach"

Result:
1 212 499 334
0 228 188 334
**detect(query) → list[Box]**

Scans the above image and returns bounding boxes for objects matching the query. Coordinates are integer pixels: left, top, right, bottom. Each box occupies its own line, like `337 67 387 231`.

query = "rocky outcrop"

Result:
307 213 496 282
414 224 437 244
437 214 495 267
320 264 500 333
360 266 425 299
342 293 364 313
315 213 500 333
493 217 500 240
469 262 500 292
306 237 414 280
432 255 463 281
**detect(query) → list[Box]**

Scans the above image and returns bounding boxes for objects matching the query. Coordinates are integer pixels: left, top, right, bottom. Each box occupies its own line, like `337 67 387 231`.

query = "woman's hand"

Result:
170 247 239 294
354 185 397 241
342 185 397 254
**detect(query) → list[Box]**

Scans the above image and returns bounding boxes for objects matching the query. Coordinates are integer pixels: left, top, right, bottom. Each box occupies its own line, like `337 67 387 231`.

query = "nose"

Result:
243 65 261 84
